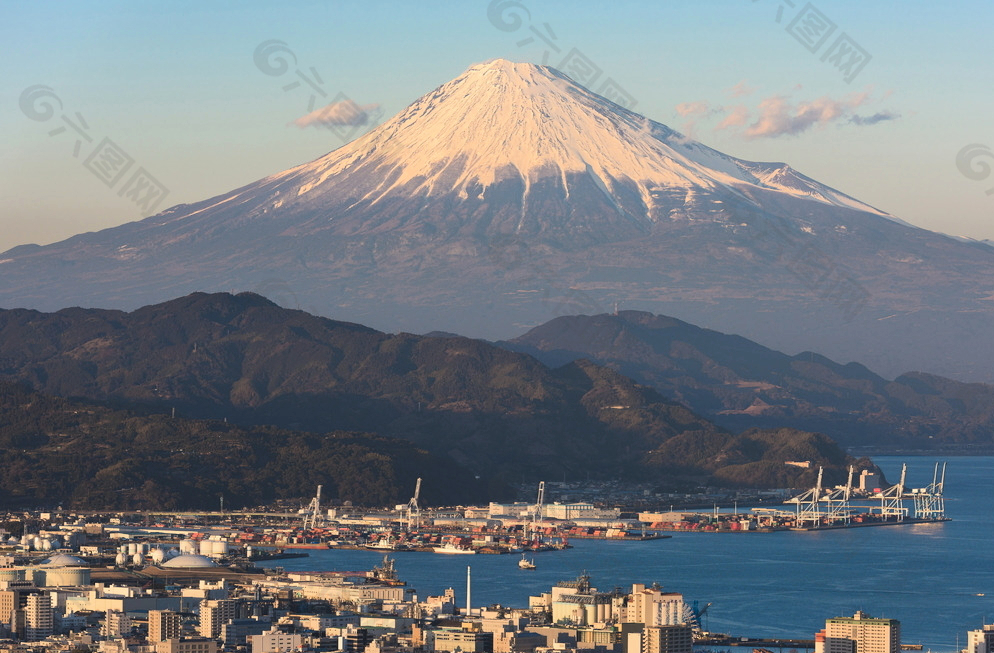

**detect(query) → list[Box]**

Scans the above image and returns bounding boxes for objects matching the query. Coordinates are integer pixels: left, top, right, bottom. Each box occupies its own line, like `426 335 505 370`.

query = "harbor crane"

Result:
785 466 824 526
873 463 908 520
823 466 855 524
912 462 946 520
526 481 545 540
405 478 422 531
302 485 323 530
535 481 545 522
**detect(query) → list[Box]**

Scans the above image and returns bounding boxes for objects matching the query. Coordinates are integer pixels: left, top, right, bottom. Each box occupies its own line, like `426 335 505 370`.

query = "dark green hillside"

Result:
0 381 493 509
0 293 863 495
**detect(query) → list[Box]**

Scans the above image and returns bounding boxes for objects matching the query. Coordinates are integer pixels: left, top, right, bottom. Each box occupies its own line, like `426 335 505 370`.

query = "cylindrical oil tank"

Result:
41 567 91 587
199 540 213 556
127 543 139 556
211 540 228 556
179 539 197 554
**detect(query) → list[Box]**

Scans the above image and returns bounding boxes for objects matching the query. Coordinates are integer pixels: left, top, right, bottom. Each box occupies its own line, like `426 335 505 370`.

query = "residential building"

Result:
248 626 303 653
155 637 218 653
25 593 54 641
823 611 900 653
966 625 994 653
101 609 131 638
641 625 692 653
149 610 183 643
623 585 684 627
432 628 494 653
199 599 237 639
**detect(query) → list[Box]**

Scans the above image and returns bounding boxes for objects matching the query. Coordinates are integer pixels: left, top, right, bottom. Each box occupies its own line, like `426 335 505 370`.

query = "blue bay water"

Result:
276 456 994 652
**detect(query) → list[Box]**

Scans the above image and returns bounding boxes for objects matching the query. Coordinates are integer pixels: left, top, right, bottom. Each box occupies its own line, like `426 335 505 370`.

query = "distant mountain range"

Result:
2 60 994 382
0 292 865 499
505 311 994 449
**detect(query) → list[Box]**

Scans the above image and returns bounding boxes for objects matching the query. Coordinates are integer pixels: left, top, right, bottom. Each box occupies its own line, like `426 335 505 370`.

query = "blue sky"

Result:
3 0 993 253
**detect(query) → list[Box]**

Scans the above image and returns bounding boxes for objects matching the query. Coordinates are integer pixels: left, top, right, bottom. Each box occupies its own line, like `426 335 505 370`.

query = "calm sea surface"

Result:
276 456 994 652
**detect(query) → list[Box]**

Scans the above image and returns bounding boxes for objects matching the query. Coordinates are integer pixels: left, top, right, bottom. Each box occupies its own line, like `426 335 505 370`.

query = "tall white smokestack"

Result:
466 566 471 615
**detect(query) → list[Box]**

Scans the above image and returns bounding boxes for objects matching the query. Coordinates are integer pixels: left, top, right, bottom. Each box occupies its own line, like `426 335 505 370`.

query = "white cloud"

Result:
675 101 710 117
292 99 381 128
716 105 749 131
726 81 755 98
672 85 900 140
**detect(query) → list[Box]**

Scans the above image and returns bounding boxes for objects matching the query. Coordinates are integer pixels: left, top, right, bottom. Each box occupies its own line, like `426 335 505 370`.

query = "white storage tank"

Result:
131 552 144 566
199 540 214 557
32 536 43 550
211 540 228 557
150 548 166 564
41 567 91 587
179 539 197 555
115 552 127 567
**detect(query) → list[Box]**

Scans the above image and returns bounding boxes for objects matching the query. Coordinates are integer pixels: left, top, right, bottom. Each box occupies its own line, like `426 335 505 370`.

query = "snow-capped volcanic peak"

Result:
269 59 885 218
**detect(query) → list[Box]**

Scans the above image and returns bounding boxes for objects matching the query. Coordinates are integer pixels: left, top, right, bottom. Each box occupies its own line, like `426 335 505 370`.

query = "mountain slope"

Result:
3 60 994 382
0 380 493 509
0 292 859 488
505 311 994 448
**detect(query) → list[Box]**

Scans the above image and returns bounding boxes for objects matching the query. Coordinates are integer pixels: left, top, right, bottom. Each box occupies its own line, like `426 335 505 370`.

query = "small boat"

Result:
518 554 536 570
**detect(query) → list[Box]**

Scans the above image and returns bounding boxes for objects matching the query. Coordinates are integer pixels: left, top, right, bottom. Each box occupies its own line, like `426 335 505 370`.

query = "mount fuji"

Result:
3 59 994 381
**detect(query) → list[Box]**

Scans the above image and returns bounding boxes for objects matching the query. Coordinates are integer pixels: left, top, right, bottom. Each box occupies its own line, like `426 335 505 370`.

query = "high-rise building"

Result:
102 609 132 638
199 599 237 639
624 584 685 627
641 625 693 653
149 610 184 643
966 625 994 653
0 588 26 633
821 611 900 653
24 593 53 641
